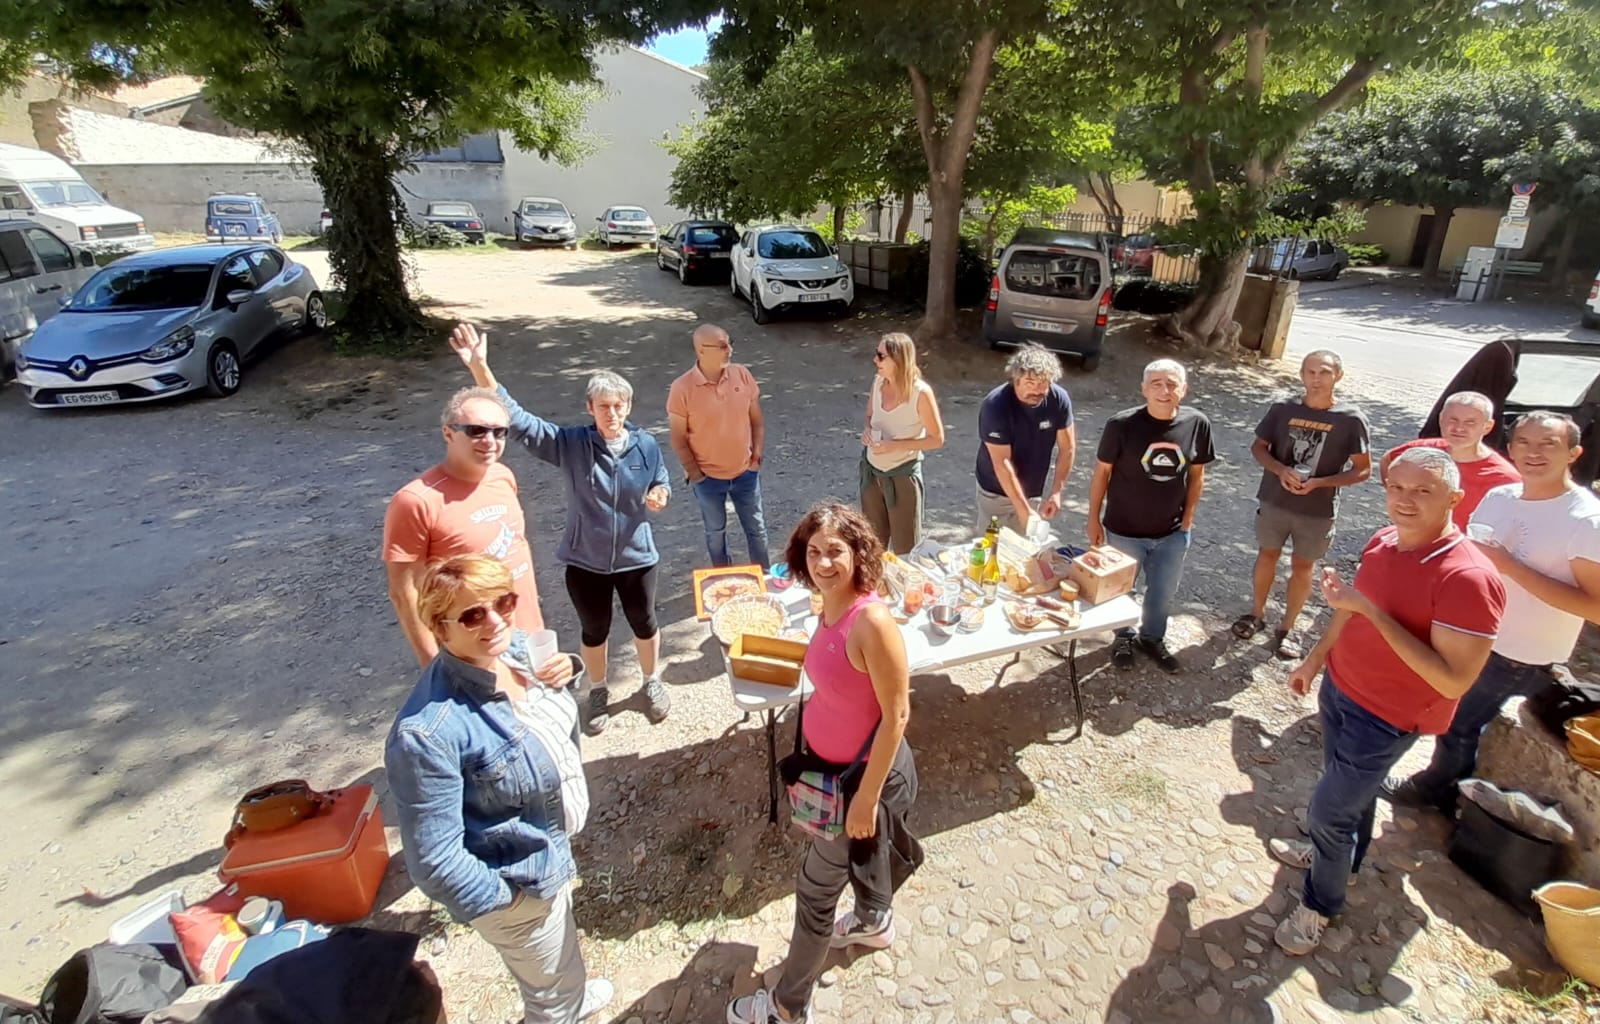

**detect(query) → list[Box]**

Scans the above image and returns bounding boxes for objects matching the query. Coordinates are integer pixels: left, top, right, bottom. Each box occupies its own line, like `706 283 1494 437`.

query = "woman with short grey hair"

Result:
449 322 673 736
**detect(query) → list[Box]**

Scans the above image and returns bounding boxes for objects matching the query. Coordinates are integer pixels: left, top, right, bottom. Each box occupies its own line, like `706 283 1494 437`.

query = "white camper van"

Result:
0 143 156 254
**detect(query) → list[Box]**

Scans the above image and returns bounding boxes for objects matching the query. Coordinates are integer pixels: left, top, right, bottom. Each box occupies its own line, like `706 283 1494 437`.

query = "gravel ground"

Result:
0 247 1582 1021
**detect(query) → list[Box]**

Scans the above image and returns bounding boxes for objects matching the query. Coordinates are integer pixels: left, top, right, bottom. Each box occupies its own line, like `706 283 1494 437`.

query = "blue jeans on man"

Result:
1404 651 1556 807
1303 676 1420 917
1105 528 1191 642
692 469 771 569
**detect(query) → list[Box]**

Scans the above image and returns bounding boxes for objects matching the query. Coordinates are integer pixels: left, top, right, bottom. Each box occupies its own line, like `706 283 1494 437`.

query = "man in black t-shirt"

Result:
1087 359 1216 673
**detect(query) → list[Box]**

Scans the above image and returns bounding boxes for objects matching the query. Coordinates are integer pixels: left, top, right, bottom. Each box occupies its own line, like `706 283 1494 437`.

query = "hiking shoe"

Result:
1136 636 1181 673
1269 837 1314 870
1274 902 1328 956
578 978 614 1020
583 686 610 736
1111 634 1136 670
1378 774 1440 810
830 907 895 949
643 676 671 723
727 989 813 1024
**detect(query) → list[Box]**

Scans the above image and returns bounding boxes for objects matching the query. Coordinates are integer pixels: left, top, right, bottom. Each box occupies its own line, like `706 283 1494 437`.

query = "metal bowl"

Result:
928 603 962 637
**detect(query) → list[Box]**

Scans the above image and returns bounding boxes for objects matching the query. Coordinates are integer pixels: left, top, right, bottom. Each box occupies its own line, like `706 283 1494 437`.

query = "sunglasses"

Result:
450 423 509 441
873 350 888 362
454 592 518 628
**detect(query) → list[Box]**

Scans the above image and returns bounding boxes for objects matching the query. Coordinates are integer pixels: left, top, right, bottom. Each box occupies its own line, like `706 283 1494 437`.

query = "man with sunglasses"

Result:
383 388 544 666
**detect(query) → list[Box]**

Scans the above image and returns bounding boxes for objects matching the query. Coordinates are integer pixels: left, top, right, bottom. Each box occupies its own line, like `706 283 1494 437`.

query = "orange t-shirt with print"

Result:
381 462 543 630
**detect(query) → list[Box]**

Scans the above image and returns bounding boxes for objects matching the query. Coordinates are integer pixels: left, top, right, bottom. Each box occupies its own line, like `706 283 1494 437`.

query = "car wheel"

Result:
1583 310 1600 331
1081 352 1101 372
1328 264 1343 281
679 258 690 285
303 292 328 333
751 285 771 325
1287 268 1299 281
205 342 242 398
730 272 741 298
565 242 577 251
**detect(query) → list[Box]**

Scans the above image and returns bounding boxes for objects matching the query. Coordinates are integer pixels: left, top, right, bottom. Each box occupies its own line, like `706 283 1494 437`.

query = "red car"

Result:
1112 233 1156 273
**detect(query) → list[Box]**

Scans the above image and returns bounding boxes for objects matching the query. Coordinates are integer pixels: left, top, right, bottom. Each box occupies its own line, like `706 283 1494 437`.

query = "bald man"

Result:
667 324 771 568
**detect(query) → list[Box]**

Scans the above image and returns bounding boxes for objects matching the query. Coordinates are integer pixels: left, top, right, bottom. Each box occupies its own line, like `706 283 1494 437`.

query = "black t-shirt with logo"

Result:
1253 397 1370 519
1098 405 1217 539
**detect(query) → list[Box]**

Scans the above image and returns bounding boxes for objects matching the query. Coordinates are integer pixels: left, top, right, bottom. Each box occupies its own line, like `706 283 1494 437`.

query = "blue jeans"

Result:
1105 529 1191 643
1304 676 1420 917
692 470 770 569
1408 651 1557 806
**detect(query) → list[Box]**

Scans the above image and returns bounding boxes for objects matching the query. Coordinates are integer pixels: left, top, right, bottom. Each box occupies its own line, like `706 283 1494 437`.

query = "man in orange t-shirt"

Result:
1381 390 1519 529
383 387 543 666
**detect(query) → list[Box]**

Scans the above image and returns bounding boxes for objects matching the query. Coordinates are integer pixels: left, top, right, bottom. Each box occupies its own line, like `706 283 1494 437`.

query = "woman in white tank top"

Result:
859 333 946 553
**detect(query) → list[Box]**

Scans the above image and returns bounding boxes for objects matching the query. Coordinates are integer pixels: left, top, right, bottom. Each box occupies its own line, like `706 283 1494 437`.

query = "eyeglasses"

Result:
873 351 888 362
450 423 509 441
454 592 519 629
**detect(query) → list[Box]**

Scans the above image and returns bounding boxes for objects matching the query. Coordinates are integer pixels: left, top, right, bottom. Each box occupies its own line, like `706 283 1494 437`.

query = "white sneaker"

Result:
727 988 813 1023
1274 902 1328 956
578 978 614 1020
1269 837 1357 886
829 907 895 949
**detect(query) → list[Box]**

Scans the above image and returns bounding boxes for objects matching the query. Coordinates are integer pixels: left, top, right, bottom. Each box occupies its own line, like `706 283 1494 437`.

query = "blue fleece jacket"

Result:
499 386 670 574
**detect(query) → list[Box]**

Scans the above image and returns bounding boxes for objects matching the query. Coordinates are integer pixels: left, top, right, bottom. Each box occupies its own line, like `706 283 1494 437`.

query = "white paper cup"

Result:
529 629 559 670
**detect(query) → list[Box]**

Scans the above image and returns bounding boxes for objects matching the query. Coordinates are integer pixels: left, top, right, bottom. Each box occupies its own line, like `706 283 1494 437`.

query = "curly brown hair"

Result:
784 502 885 596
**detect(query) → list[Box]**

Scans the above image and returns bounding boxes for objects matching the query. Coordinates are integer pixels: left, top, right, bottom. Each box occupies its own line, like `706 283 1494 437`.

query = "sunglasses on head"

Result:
454 592 518 628
450 423 509 441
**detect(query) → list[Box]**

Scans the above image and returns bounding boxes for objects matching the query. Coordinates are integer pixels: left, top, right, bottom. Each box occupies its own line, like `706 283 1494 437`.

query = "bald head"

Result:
692 323 732 375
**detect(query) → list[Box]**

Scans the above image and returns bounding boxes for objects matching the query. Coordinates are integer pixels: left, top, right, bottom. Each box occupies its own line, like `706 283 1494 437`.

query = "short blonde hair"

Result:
417 554 513 639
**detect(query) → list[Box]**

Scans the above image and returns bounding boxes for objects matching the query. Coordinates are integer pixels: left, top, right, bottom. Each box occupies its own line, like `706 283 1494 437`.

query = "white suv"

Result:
730 224 854 324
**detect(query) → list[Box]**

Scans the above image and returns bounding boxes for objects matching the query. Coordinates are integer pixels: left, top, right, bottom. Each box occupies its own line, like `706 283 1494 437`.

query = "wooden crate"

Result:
1067 546 1138 605
730 634 808 687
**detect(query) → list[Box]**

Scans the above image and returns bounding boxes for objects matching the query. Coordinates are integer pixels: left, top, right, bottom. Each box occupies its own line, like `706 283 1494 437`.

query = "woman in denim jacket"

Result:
450 322 671 737
385 554 611 1024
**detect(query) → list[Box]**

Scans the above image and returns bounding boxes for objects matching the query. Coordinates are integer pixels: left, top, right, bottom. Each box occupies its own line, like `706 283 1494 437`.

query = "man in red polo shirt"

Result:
1381 390 1519 528
1268 447 1505 956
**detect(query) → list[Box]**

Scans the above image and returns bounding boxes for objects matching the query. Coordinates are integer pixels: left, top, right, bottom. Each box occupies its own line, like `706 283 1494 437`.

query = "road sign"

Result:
1495 216 1530 250
1508 195 1532 217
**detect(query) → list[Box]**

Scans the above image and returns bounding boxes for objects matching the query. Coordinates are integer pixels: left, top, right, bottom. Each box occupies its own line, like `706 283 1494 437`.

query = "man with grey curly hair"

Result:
383 384 544 667
975 343 1076 532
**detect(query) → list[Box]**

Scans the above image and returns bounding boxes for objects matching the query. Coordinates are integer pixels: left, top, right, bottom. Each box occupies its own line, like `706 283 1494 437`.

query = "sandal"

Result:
1231 614 1266 640
1274 630 1305 661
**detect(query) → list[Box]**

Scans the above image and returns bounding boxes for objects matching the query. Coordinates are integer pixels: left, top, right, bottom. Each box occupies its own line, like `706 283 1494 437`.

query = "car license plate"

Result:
1018 318 1065 333
798 293 828 302
711 252 730 259
60 390 118 406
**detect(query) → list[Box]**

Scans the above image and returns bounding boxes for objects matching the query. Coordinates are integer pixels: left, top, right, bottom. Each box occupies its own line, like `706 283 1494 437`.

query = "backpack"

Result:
37 943 186 1024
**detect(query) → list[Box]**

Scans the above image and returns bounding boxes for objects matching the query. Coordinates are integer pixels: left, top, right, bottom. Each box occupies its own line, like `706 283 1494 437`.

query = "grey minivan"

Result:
983 228 1113 371
1 221 96 378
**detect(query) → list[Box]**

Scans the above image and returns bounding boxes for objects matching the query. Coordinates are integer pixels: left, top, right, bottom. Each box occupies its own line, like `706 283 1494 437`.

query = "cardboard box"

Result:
730 634 808 687
1067 546 1138 605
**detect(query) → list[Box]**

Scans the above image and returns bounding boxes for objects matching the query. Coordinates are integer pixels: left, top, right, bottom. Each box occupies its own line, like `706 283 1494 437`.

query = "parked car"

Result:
595 205 656 247
1258 237 1348 280
656 220 738 283
982 227 1112 371
420 201 487 244
319 208 333 235
1112 233 1156 274
0 221 97 378
512 197 577 249
730 224 854 325
0 142 155 254
1421 337 1600 486
204 193 282 243
14 243 324 408
1583 268 1599 330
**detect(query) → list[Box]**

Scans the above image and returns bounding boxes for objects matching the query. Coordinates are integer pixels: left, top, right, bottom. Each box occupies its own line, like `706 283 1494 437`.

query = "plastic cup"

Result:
529 629 558 670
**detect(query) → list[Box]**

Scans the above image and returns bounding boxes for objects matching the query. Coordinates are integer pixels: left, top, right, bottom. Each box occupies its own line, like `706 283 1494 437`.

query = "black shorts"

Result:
564 563 659 648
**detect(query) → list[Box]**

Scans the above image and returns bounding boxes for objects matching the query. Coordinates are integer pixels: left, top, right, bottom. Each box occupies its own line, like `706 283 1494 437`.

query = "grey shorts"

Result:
1255 504 1335 562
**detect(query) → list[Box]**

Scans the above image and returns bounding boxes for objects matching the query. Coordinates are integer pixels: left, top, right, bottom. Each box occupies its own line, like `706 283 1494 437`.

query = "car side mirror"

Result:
76 248 94 268
225 288 253 306
595 215 603 221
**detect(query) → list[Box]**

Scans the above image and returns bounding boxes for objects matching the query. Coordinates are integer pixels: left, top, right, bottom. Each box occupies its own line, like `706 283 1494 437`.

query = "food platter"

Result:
692 565 767 620
711 593 787 646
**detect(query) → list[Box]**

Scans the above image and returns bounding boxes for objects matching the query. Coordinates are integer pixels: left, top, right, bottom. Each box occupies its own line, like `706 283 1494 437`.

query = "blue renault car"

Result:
204 193 282 243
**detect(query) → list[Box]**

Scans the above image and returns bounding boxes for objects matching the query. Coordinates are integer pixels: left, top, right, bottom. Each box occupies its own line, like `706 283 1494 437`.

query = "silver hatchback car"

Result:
983 228 1113 371
15 243 324 408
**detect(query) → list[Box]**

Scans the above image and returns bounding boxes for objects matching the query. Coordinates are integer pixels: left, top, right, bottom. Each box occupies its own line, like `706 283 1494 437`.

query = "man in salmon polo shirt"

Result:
668 323 771 568
383 387 544 666
1380 390 1519 528
1268 447 1505 957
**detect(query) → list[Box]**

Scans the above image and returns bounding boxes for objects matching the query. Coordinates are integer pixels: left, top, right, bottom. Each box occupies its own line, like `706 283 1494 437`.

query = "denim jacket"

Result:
384 631 580 923
499 386 670 574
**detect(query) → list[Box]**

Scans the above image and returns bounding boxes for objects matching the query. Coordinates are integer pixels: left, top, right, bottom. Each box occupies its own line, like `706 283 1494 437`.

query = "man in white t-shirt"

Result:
1383 410 1600 811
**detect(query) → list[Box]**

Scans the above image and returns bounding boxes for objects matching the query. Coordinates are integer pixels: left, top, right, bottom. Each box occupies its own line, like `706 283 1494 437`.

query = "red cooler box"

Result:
218 784 388 923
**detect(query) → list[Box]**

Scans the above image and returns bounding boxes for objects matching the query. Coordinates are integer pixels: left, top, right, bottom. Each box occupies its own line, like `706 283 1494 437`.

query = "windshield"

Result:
520 201 568 216
429 203 475 217
757 231 830 259
71 263 214 312
689 226 738 246
24 179 105 208
610 209 648 222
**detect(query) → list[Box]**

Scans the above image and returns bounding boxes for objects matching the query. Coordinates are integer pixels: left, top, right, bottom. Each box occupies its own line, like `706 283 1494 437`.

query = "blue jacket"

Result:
499 386 670 574
384 632 580 922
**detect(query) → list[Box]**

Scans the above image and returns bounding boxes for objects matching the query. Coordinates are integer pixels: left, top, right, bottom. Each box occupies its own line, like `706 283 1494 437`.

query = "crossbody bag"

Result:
777 692 879 840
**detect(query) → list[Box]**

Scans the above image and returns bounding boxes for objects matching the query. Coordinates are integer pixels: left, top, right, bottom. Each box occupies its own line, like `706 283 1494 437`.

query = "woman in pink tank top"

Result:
730 504 921 1024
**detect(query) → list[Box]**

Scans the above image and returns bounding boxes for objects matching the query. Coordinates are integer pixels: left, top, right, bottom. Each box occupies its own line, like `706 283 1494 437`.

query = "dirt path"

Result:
0 247 1569 1021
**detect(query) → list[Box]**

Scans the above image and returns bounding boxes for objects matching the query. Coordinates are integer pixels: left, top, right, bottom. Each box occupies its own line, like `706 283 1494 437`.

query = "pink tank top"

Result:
802 593 883 763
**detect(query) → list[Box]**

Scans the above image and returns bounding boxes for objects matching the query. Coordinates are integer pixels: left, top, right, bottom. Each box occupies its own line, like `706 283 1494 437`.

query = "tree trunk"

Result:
918 179 965 341
307 134 429 353
893 189 915 243
832 200 847 243
1552 214 1578 286
1422 205 1455 279
982 205 1001 261
1165 249 1251 351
